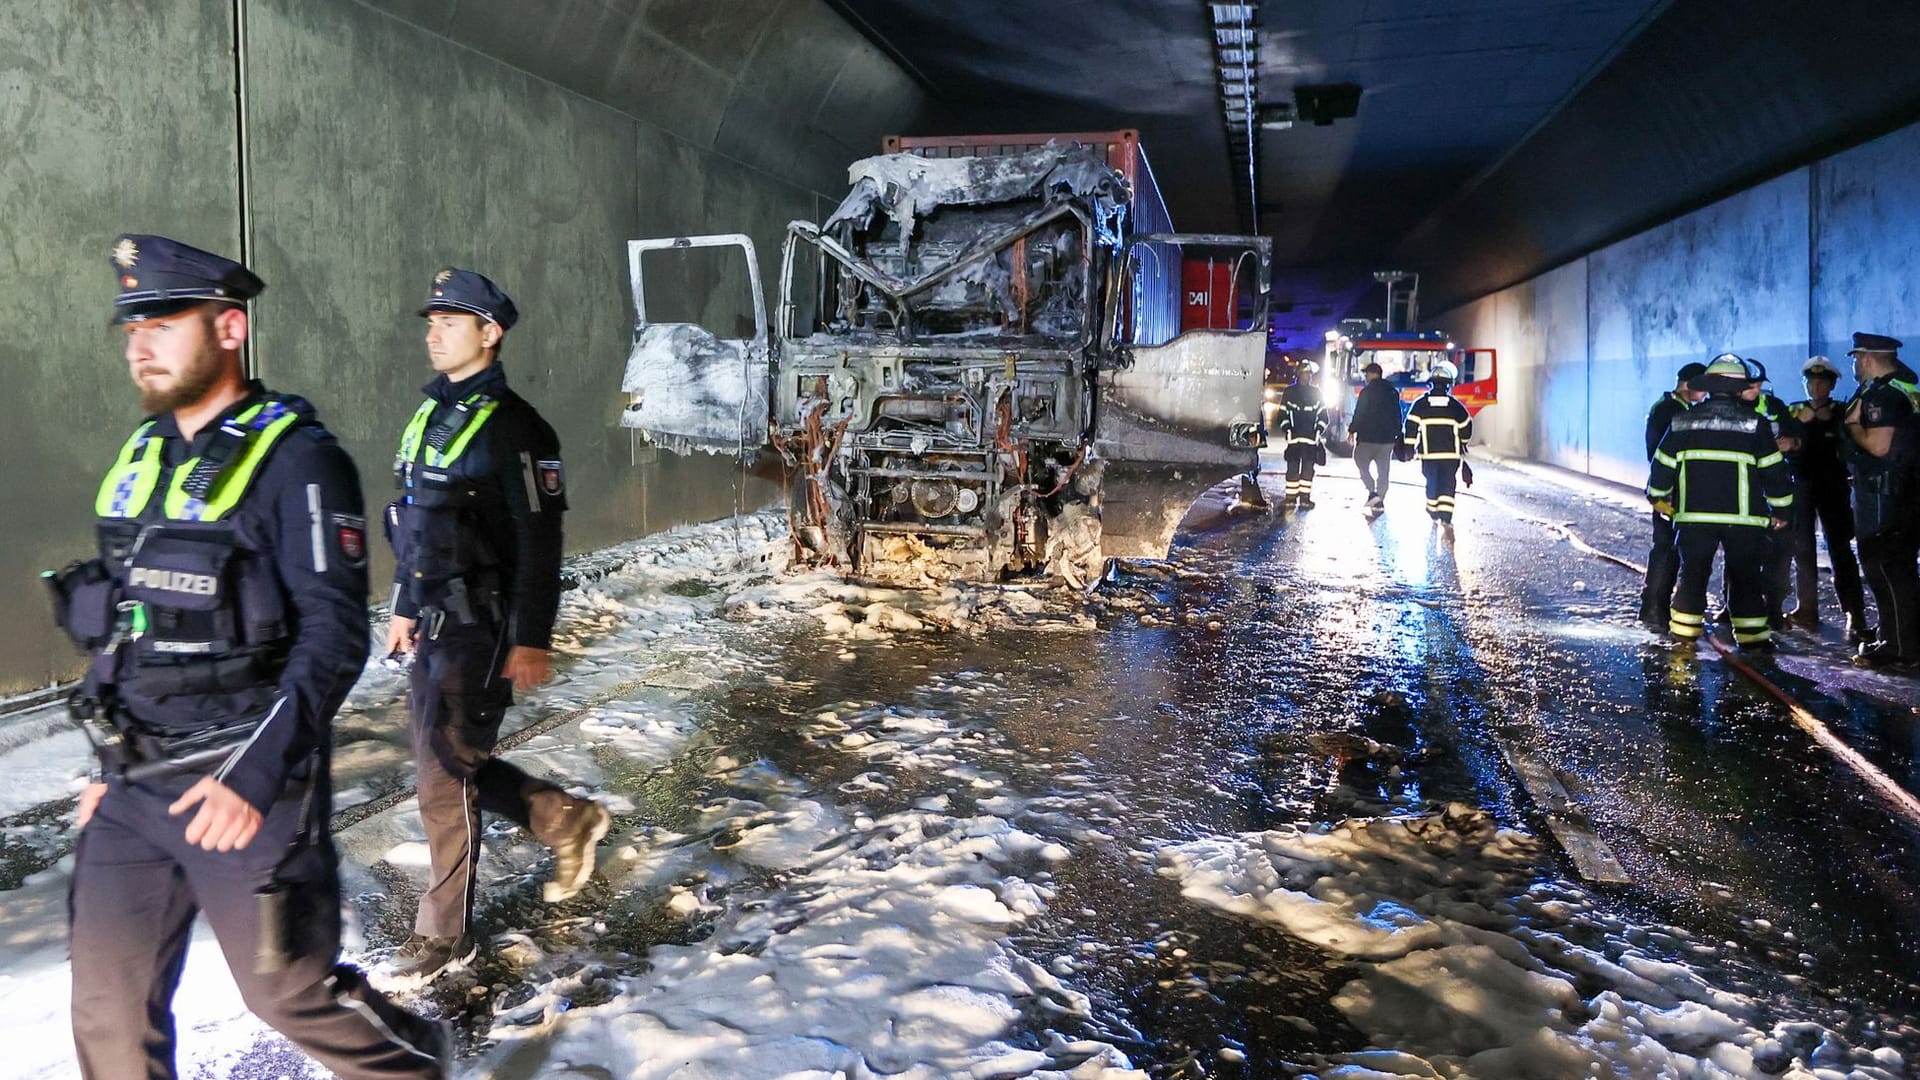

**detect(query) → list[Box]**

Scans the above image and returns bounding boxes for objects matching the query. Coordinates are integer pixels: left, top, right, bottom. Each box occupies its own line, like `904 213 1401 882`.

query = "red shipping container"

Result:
1181 259 1238 331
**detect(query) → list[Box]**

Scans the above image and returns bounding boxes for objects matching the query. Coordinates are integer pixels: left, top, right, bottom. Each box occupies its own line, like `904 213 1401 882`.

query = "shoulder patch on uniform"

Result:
537 459 565 497
331 512 368 568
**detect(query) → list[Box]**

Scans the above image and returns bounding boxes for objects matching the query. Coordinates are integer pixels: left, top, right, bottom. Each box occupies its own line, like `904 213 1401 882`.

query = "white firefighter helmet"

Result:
1429 359 1459 382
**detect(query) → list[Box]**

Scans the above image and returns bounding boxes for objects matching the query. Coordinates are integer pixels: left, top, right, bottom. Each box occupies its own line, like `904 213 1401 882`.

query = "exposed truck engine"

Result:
620 132 1270 587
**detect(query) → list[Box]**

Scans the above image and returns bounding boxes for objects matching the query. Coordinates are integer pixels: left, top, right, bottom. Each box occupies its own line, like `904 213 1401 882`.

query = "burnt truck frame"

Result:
620 140 1269 586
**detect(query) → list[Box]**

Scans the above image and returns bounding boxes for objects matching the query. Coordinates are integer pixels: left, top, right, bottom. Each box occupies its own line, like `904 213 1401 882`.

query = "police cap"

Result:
1848 332 1901 355
109 234 263 324
1802 355 1840 378
1675 362 1707 383
418 267 518 330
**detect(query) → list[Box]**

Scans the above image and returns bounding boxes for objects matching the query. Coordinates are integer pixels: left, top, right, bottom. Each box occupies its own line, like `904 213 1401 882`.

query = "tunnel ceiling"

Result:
825 0 1665 264
825 0 1920 324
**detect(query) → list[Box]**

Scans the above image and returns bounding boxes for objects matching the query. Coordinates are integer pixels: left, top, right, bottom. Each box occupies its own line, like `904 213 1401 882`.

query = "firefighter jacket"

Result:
1647 394 1794 527
1644 391 1689 461
45 384 370 812
1403 389 1472 460
389 363 567 649
1756 391 1805 444
1278 382 1326 446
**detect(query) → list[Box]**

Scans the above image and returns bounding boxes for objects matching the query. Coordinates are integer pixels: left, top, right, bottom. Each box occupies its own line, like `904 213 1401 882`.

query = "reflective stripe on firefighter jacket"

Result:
1279 383 1326 446
1647 395 1794 527
1403 391 1471 459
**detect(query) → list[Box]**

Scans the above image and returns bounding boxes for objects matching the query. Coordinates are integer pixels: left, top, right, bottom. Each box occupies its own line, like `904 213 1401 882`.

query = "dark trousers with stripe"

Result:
1641 511 1680 625
70 783 442 1078
409 619 572 939
1788 477 1864 619
1671 523 1770 644
1283 443 1318 500
1421 459 1459 520
1858 528 1920 660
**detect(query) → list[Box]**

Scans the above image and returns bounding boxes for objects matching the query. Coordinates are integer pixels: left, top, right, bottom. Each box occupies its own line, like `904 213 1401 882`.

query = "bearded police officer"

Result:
1647 355 1794 650
383 268 611 985
1843 332 1920 672
47 236 446 1077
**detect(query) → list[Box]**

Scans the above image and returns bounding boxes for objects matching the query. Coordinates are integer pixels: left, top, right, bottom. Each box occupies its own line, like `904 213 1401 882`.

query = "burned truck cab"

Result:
622 136 1269 586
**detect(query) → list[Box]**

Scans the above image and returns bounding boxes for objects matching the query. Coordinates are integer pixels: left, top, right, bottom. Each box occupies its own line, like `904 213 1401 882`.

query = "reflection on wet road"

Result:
690 455 1920 1073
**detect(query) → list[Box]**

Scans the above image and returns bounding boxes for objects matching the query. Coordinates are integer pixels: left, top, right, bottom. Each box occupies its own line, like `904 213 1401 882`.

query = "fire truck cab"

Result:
1319 327 1498 437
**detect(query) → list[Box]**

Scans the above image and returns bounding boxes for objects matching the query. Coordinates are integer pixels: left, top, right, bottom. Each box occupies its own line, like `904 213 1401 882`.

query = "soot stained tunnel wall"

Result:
1442 121 1920 490
0 0 927 692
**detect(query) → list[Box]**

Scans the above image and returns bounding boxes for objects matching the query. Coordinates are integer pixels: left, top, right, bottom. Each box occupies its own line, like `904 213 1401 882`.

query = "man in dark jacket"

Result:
1784 356 1868 640
1349 361 1402 511
1640 362 1706 628
1647 356 1794 650
382 268 611 985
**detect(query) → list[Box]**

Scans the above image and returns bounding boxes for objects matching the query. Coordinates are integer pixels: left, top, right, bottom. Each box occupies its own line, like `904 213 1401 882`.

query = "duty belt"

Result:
69 689 259 782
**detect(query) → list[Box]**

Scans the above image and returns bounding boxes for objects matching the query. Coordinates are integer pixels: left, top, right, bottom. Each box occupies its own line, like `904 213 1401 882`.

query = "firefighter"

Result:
1640 361 1707 629
48 235 446 1077
1278 361 1327 508
1748 361 1805 630
1647 356 1794 650
1785 356 1868 640
1843 333 1920 672
1402 360 1472 524
383 268 612 984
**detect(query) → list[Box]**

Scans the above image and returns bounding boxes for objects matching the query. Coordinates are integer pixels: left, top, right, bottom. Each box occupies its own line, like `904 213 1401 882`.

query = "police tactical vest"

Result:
87 399 306 721
391 392 502 593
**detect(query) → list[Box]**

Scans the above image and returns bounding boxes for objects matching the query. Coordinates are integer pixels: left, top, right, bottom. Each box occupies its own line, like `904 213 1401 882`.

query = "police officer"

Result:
1278 361 1327 508
1402 360 1472 525
1640 361 1706 629
47 235 446 1076
383 268 611 984
1843 332 1920 672
1647 356 1794 650
1785 356 1868 640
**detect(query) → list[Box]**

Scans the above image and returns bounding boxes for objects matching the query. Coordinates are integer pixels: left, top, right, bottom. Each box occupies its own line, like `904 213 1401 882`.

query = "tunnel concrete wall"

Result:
0 0 926 693
1439 119 1920 490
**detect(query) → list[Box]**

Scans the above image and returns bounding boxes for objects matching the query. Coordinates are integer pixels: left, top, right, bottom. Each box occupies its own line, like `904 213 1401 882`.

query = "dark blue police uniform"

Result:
1844 333 1920 668
47 235 445 1077
389 269 603 956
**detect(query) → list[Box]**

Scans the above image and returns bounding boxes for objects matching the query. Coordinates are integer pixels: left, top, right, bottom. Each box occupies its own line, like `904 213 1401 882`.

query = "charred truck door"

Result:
1095 233 1271 559
620 234 773 455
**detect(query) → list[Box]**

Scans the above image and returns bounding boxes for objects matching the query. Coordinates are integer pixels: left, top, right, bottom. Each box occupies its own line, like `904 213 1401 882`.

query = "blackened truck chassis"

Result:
620 143 1269 586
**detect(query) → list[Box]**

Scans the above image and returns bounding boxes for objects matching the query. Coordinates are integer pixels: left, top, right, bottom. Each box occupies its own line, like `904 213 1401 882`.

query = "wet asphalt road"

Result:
677 453 1920 1073
5 454 1919 1075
